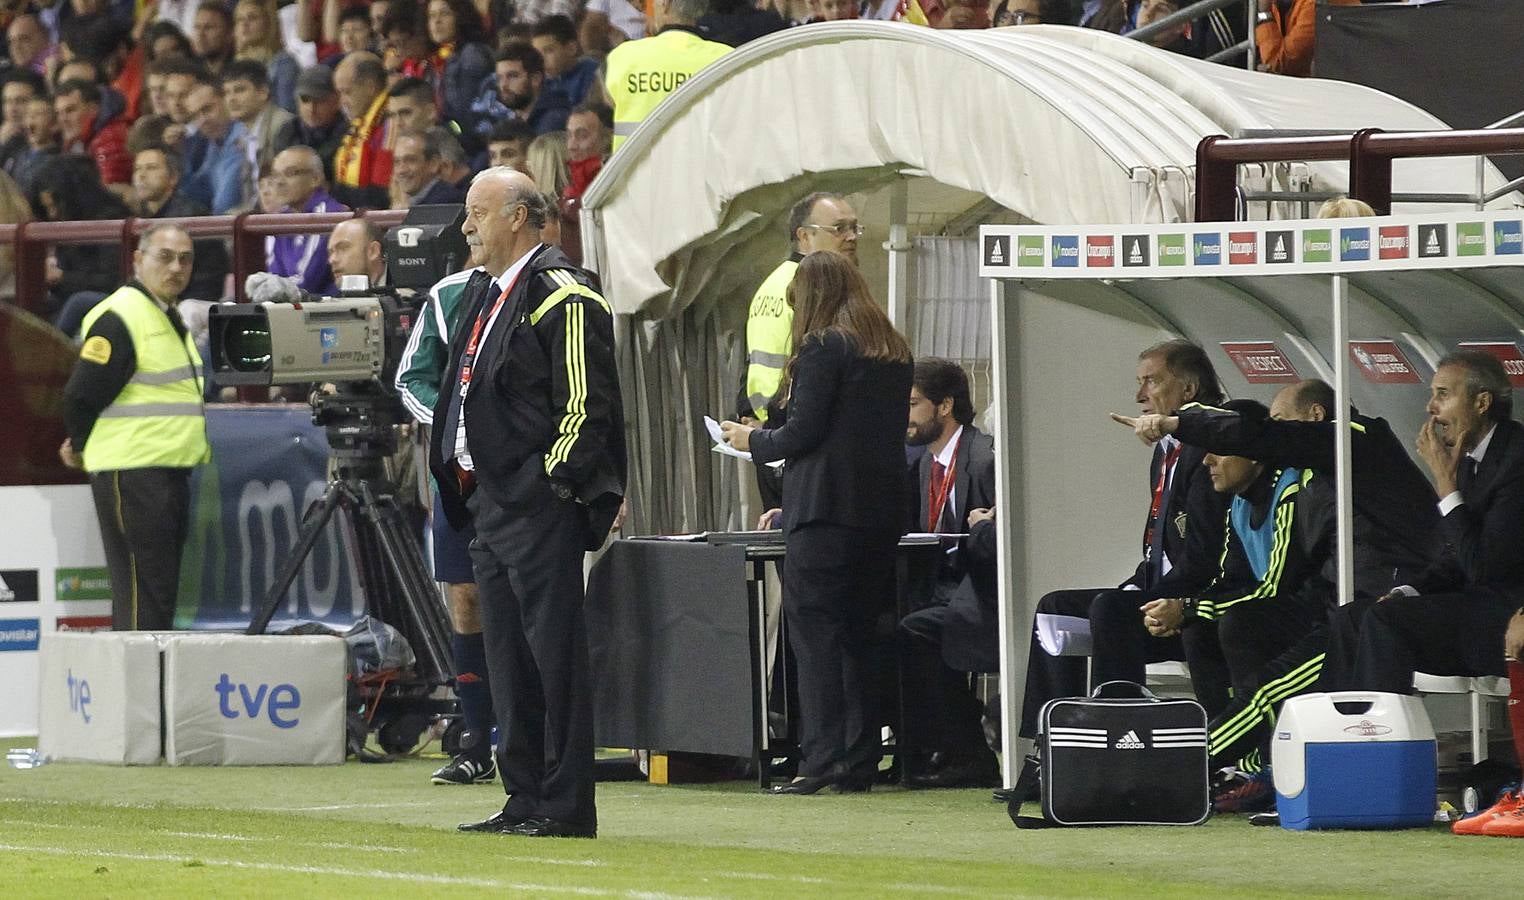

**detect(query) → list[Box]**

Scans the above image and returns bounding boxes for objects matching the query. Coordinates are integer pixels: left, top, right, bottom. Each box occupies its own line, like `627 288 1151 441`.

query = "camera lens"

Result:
222 325 272 372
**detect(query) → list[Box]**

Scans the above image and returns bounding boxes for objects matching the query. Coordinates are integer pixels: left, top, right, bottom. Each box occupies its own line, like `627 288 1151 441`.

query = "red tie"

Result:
1143 443 1182 553
927 459 948 532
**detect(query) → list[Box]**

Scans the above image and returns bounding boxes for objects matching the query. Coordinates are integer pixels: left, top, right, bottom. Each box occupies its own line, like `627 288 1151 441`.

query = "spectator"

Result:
154 0 205 42
1256 0 1359 77
390 128 465 208
59 17 142 121
934 0 989 28
335 8 374 60
0 70 48 176
698 0 787 47
532 16 599 111
126 113 179 156
603 0 731 151
267 144 346 294
193 0 236 76
380 4 437 81
8 14 54 76
233 0 300 112
511 0 577 27
158 58 211 173
181 79 251 213
0 170 31 301
331 51 391 208
428 125 475 193
326 217 386 287
12 96 60 195
426 0 494 136
142 20 197 65
255 168 280 212
525 129 569 199
273 66 348 183
804 0 858 22
55 80 132 194
564 101 610 202
131 144 230 301
29 154 133 320
385 76 440 135
221 58 293 179
469 43 569 141
990 0 1065 26
143 58 179 119
486 118 534 171
368 0 391 42
580 0 646 57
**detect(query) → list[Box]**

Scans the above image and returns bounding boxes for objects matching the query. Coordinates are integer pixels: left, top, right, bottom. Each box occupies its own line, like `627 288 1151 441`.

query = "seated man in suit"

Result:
1328 350 1524 695
1006 340 1233 803
897 358 998 787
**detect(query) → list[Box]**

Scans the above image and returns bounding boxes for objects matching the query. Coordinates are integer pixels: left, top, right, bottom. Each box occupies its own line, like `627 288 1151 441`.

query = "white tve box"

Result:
37 632 163 765
163 633 346 766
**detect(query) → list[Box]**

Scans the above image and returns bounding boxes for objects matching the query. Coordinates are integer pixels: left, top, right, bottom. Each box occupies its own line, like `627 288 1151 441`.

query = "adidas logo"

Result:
1114 730 1145 750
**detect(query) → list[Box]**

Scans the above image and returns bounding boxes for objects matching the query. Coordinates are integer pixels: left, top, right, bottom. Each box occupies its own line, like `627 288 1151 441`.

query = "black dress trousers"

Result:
91 466 191 631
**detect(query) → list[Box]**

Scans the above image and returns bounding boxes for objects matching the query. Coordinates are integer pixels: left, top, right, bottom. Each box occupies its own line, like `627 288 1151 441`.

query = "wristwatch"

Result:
550 479 575 501
1180 597 1197 620
1256 10 1272 23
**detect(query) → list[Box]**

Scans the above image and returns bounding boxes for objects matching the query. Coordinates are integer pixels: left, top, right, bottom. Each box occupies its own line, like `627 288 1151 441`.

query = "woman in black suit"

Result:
721 251 914 794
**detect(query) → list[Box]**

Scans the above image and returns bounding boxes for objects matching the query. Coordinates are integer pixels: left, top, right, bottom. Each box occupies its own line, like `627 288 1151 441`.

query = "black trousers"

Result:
783 521 898 779
1332 590 1517 694
1019 588 1231 738
1208 623 1327 771
898 604 994 765
467 487 595 827
90 467 191 630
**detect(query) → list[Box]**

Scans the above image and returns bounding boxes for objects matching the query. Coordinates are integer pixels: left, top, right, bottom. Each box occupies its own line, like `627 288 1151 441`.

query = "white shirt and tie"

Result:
455 244 542 471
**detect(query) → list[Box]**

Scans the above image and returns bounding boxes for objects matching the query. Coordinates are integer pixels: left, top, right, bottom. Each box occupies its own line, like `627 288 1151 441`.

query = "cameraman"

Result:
394 233 499 787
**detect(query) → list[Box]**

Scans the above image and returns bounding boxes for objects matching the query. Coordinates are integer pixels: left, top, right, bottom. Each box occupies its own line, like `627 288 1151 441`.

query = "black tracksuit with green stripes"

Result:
1184 466 1334 771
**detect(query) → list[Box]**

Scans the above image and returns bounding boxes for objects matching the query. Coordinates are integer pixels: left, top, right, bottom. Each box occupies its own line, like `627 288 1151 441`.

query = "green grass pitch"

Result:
0 743 1517 898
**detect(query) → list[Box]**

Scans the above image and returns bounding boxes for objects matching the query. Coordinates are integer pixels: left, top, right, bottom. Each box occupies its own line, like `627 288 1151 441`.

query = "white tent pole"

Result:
1332 274 1355 606
991 277 1027 789
886 180 910 330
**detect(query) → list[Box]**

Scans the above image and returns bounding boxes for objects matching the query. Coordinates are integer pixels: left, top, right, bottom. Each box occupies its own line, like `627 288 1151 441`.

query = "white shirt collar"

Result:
1469 423 1498 463
495 243 543 295
934 424 965 467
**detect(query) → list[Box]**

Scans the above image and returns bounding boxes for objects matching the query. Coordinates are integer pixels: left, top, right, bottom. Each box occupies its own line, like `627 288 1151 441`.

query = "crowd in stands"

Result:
0 0 1350 325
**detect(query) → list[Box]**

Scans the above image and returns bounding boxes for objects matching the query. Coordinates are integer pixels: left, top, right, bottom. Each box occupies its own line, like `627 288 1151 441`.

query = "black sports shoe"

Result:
432 755 496 785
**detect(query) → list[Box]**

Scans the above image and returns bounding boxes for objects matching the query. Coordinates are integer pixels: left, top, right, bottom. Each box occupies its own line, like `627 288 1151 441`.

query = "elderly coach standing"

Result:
435 167 625 839
59 224 209 630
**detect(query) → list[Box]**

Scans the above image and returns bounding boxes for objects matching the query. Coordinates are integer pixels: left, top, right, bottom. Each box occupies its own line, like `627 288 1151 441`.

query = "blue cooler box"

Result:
1271 691 1436 831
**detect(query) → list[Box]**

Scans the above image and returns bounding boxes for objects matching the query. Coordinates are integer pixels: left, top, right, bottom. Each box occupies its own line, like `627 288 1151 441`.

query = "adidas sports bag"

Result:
1030 681 1209 827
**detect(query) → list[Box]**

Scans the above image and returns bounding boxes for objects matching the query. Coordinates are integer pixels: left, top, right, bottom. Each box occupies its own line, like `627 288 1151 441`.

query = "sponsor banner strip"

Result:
979 211 1524 280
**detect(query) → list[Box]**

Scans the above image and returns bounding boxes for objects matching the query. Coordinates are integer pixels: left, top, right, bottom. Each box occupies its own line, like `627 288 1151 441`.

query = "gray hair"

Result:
276 144 324 182
139 221 192 250
426 126 469 168
471 166 549 229
1438 349 1514 422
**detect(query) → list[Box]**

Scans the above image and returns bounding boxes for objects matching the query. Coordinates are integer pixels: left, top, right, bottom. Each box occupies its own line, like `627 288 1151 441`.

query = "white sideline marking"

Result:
0 844 697 898
0 820 598 867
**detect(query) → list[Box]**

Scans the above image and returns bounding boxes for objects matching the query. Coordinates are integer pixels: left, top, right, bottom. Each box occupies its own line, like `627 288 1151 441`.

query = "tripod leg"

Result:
247 481 353 635
358 482 456 684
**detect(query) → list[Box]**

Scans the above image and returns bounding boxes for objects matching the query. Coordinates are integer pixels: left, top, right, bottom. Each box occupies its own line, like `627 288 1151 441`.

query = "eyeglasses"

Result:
274 167 315 179
150 250 194 266
804 222 864 238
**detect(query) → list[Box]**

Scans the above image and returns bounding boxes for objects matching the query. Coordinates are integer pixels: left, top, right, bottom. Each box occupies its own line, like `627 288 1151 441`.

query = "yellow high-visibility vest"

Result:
605 27 732 151
78 285 211 472
743 258 799 422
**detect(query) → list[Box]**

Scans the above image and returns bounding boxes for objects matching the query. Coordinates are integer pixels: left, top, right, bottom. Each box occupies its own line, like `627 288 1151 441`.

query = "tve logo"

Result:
215 674 302 728
1339 227 1371 262
66 668 92 723
1051 235 1080 267
319 327 339 349
1495 220 1524 256
0 618 39 651
1193 233 1222 266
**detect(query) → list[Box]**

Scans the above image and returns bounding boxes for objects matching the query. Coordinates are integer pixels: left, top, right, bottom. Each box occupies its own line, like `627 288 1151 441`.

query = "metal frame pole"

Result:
1331 275 1355 606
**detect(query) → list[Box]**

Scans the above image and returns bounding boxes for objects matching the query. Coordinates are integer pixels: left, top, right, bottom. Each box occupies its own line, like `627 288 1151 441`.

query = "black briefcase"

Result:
1027 681 1210 827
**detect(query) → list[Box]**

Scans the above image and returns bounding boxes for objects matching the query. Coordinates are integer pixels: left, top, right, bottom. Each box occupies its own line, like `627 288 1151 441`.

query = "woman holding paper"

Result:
720 251 914 794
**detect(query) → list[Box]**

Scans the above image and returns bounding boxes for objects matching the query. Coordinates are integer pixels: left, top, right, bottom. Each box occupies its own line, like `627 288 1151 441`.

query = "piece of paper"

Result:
1036 614 1092 657
704 416 783 468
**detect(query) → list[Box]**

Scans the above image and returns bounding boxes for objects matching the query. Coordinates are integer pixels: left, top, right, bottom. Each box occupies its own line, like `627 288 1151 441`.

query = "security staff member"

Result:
603 0 730 151
59 224 208 631
395 249 501 788
439 168 625 839
737 192 861 512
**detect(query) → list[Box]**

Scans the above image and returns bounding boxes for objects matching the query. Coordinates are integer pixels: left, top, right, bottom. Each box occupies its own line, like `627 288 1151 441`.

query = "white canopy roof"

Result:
582 22 1518 319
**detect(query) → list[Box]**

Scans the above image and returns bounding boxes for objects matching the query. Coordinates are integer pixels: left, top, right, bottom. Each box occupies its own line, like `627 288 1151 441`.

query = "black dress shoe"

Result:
509 816 597 838
457 809 527 833
832 773 874 793
908 759 1000 789
769 775 836 795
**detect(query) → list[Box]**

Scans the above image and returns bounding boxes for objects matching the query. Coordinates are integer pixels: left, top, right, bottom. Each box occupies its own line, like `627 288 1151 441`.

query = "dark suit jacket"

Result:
942 517 1000 673
1416 417 1524 594
415 179 467 206
748 329 913 533
1123 440 1230 601
908 424 997 535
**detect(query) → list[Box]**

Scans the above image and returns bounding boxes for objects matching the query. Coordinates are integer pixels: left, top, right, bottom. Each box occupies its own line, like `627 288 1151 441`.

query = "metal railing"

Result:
1129 0 1255 70
3 208 408 318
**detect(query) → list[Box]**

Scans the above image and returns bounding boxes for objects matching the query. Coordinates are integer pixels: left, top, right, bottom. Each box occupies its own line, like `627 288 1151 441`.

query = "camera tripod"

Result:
245 413 454 689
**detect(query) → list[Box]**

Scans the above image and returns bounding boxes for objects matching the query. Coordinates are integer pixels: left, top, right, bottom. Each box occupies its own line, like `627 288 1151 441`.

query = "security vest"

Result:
79 284 211 472
743 257 799 422
605 26 732 151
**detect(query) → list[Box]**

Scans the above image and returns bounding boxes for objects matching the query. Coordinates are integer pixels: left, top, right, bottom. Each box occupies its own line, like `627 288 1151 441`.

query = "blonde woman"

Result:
234 0 300 112
525 131 571 199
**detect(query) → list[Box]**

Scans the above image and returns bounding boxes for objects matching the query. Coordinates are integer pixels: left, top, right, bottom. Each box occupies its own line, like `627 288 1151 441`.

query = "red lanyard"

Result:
458 274 520 393
1144 442 1182 549
926 436 960 532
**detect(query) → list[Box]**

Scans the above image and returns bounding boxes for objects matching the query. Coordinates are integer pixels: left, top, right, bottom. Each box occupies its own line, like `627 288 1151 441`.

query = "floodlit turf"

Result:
0 742 1517 898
